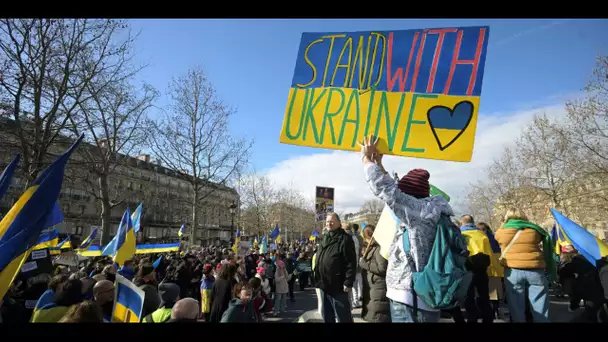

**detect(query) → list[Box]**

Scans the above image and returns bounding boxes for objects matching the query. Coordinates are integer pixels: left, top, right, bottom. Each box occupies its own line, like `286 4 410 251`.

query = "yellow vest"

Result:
143 308 172 323
31 305 71 323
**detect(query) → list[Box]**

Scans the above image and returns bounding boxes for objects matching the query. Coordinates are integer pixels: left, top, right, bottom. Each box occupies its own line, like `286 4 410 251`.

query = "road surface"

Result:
265 287 319 323
292 287 579 323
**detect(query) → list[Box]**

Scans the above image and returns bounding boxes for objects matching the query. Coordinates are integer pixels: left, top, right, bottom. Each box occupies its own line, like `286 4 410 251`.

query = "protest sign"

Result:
315 186 334 222
280 27 490 162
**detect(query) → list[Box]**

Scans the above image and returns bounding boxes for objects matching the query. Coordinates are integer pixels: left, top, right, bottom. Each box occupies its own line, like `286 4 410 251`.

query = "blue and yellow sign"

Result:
280 26 490 162
112 274 145 323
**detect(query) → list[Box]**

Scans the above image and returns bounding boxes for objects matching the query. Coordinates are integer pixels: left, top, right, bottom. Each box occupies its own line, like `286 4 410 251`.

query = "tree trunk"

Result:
99 175 112 245
190 190 199 247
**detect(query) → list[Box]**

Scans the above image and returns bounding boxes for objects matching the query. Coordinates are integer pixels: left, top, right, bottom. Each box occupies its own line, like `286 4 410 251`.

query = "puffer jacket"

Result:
364 163 453 311
495 227 545 269
360 241 391 322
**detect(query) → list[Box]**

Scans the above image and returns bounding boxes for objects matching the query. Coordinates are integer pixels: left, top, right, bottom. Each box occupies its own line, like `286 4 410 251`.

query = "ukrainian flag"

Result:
112 274 145 323
32 228 60 250
0 154 20 200
132 203 142 233
57 235 72 249
135 242 180 254
78 245 103 257
232 228 241 253
102 204 143 256
79 227 98 250
551 208 608 266
270 224 281 244
259 235 268 254
50 235 73 255
178 224 185 238
111 208 136 266
0 135 82 299
309 228 319 241
152 255 163 269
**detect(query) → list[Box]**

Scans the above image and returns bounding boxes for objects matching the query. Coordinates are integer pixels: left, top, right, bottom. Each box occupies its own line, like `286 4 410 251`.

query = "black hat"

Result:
158 282 180 306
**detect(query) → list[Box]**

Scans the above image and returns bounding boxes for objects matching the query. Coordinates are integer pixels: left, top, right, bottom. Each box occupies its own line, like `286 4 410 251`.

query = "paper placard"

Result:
21 261 38 273
31 250 48 260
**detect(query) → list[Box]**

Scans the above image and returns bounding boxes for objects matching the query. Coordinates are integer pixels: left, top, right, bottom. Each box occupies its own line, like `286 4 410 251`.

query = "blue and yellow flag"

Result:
32 228 60 250
259 235 268 254
78 245 103 257
232 228 241 253
132 203 142 233
101 205 143 256
135 242 180 254
79 228 98 250
49 235 73 255
309 227 319 241
178 224 185 238
57 235 72 249
112 274 145 322
0 135 82 299
111 208 136 266
551 208 608 266
270 224 281 244
0 154 20 200
152 255 163 269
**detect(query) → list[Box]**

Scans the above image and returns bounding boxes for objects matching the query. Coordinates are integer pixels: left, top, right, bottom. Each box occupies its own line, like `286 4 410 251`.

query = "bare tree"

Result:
273 185 315 240
563 55 608 177
238 173 275 236
360 198 384 225
0 19 135 186
516 114 576 216
150 66 252 246
68 79 158 244
463 180 499 229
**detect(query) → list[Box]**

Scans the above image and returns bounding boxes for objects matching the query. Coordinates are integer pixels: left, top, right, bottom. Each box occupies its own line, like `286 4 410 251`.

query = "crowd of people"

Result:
309 136 608 323
2 134 607 324
0 241 317 323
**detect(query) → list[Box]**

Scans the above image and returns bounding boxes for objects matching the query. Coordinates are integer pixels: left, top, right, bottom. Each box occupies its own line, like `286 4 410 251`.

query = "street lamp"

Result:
229 202 237 244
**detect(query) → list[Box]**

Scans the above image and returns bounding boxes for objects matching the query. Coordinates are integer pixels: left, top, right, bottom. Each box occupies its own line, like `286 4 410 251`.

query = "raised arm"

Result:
360 136 422 216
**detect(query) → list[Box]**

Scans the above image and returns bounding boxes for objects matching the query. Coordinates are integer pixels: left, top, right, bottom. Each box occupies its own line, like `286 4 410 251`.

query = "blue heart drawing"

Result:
427 101 475 151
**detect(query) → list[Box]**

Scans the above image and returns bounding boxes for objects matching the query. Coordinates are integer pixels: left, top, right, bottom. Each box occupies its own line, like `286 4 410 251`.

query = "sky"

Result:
128 18 608 214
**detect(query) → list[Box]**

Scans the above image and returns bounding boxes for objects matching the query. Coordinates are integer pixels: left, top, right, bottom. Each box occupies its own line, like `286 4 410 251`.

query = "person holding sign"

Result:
359 136 455 323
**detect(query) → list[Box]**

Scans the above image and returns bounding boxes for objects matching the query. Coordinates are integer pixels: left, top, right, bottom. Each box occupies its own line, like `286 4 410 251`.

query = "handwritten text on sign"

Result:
279 26 490 162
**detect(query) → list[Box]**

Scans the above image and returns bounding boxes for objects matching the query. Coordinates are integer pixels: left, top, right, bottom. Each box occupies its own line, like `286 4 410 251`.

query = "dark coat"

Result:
314 228 357 294
359 241 391 323
209 278 233 323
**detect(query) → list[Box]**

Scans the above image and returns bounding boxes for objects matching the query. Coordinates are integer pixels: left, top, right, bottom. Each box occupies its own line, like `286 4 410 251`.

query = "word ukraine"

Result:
279 26 490 162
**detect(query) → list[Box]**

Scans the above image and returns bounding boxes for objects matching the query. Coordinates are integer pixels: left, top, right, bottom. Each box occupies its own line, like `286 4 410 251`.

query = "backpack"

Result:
407 214 472 310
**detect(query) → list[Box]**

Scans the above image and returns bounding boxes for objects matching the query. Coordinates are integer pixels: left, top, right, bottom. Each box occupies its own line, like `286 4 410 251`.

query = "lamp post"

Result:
229 202 237 244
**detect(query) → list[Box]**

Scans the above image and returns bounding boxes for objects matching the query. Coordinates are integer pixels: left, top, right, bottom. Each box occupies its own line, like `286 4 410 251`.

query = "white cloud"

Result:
264 102 568 215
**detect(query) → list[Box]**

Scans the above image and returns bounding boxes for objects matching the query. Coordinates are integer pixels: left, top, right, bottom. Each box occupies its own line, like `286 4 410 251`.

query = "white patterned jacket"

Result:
364 163 453 310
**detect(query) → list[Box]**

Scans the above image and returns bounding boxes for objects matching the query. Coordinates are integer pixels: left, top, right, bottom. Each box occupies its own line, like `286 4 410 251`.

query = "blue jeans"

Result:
504 268 550 322
321 291 353 323
390 299 440 323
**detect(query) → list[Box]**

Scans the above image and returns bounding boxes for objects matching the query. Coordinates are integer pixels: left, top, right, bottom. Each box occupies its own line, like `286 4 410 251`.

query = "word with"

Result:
290 26 489 97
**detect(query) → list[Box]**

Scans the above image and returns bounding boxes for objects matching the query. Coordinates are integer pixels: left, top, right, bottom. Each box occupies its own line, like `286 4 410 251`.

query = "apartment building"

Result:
0 118 239 246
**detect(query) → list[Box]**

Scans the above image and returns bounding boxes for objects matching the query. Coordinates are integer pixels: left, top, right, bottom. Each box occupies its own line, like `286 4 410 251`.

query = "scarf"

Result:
502 219 557 282
322 229 340 247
